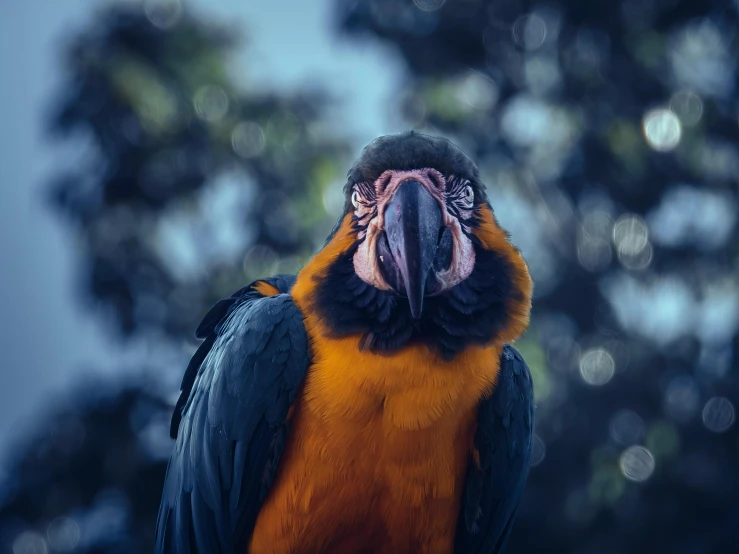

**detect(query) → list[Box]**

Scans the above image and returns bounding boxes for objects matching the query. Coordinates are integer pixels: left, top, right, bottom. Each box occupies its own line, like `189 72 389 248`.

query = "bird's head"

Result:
349 160 478 320
295 131 533 359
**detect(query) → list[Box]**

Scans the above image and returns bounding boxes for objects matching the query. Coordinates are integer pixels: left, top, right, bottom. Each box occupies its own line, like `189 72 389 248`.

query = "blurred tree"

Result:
3 0 739 552
48 2 349 340
338 0 739 553
0 2 350 552
0 380 170 553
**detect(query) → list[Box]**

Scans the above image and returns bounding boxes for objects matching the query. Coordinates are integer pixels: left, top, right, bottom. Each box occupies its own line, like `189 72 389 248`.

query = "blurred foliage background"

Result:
1 0 738 552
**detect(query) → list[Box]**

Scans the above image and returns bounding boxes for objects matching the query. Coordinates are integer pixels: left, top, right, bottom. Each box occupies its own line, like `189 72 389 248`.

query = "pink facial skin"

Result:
352 168 476 295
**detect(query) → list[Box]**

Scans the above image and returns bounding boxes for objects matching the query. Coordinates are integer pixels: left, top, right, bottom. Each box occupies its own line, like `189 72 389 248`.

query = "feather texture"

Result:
155 276 308 553
455 345 534 554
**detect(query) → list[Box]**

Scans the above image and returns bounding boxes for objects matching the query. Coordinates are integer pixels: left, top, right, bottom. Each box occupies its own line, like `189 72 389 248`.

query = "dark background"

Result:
1 0 738 552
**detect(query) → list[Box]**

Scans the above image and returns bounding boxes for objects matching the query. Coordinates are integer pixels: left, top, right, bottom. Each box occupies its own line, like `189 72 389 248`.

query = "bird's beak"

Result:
383 179 443 319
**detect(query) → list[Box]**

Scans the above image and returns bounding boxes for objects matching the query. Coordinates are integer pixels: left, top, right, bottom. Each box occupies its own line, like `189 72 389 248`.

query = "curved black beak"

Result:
383 180 443 319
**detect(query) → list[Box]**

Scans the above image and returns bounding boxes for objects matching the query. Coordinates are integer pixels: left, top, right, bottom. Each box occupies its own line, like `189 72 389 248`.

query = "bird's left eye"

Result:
461 185 474 208
351 190 361 208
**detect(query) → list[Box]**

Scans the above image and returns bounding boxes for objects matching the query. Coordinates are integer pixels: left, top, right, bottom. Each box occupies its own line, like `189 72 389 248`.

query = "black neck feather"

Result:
312 239 520 360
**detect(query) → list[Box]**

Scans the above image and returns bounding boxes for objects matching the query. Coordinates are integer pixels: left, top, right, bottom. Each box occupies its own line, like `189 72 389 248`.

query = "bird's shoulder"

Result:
170 273 300 438
156 274 309 552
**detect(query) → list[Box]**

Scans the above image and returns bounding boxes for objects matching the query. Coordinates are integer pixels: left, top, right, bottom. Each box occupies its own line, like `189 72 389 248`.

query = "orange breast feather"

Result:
248 214 521 554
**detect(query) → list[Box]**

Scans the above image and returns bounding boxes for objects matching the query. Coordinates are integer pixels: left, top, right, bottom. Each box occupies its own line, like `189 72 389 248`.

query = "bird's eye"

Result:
351 190 361 209
461 185 475 208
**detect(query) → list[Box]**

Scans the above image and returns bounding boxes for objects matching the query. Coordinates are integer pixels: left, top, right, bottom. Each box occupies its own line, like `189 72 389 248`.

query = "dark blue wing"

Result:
455 344 534 554
169 275 297 439
155 275 307 553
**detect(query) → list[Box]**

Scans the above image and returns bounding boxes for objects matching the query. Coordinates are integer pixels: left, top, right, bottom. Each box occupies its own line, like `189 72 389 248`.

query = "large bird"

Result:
155 131 534 554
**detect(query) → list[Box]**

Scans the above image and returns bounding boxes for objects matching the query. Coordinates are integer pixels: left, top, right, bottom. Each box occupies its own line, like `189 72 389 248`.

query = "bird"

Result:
155 131 534 554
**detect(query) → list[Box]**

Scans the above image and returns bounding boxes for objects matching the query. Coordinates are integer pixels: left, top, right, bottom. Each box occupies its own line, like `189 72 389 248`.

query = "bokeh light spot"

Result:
579 347 615 386
702 396 735 433
643 108 682 151
620 446 655 482
46 518 80 552
453 71 498 111
265 112 302 150
144 0 182 29
232 121 266 158
12 531 48 554
670 90 703 126
618 241 653 270
613 214 649 255
500 95 577 154
577 231 612 272
613 214 652 270
531 434 546 467
194 85 229 122
412 0 446 11
512 14 548 51
610 409 645 446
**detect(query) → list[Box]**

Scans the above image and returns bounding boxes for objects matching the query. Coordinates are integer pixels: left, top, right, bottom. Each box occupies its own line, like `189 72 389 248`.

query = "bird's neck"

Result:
291 216 503 428
292 209 533 361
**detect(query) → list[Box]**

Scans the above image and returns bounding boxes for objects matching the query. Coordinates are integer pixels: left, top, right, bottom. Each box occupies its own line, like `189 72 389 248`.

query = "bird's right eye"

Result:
351 190 360 208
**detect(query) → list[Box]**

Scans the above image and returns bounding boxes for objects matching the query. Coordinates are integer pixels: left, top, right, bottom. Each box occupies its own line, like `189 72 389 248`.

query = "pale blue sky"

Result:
0 0 404 454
